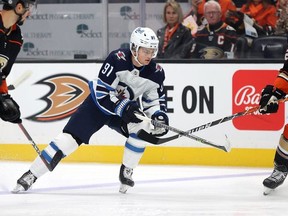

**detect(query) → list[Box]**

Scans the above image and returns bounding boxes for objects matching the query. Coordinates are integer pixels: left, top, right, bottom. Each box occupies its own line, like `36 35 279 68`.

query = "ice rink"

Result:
0 161 287 216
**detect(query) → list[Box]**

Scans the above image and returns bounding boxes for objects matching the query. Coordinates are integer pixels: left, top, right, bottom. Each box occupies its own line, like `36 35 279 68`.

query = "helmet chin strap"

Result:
132 49 143 67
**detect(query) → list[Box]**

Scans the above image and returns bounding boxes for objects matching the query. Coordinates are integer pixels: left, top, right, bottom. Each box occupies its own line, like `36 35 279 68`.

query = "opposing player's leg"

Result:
13 95 105 193
263 162 287 195
263 127 288 195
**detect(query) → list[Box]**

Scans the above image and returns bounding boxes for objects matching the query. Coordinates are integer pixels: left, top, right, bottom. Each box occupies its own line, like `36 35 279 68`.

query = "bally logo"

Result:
27 73 89 122
232 70 284 130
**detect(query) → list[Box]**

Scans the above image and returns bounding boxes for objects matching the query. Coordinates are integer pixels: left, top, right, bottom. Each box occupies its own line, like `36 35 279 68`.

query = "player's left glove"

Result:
0 94 22 123
150 110 169 137
259 85 286 114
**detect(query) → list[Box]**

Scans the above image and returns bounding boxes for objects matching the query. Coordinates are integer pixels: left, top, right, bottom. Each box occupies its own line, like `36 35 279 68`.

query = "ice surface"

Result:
0 161 287 216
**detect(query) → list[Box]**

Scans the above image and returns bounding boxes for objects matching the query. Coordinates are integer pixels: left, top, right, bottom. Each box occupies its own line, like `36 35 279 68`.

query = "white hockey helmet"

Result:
130 27 159 58
1 0 37 8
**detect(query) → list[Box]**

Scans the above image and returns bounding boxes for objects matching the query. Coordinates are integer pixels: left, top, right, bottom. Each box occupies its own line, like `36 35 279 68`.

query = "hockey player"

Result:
0 0 37 123
259 41 288 195
13 27 169 194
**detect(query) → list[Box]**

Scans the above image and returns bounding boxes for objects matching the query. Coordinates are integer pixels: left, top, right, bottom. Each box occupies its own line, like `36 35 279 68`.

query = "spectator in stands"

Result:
182 4 198 36
274 0 288 35
190 0 237 27
226 0 277 36
157 0 194 59
191 0 238 59
241 0 277 35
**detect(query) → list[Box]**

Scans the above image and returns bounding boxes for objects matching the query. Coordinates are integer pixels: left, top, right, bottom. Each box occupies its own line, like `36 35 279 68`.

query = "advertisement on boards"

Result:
232 70 284 131
18 3 191 59
0 63 285 151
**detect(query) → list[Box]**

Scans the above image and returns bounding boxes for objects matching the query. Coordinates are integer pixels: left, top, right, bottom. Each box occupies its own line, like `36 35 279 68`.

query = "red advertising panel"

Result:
232 70 284 130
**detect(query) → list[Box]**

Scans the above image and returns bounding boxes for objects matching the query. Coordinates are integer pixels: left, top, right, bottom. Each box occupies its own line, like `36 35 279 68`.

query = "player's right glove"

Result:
259 85 286 114
115 99 143 124
0 94 22 123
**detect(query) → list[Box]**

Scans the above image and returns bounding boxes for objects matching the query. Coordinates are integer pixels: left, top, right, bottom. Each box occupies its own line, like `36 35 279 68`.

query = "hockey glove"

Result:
115 99 143 124
150 110 169 137
259 85 286 114
0 94 22 123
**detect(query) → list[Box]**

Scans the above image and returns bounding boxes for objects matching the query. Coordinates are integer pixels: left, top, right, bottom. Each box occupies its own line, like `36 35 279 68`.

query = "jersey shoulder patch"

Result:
115 50 127 61
155 63 163 73
150 61 165 82
226 25 236 31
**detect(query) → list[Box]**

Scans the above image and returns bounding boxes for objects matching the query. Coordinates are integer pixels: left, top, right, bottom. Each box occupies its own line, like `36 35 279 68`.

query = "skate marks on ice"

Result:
1 162 288 216
0 162 270 195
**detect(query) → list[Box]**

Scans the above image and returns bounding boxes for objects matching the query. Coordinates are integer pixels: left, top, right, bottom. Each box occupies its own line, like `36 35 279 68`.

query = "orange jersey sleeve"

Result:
274 70 288 94
0 79 8 94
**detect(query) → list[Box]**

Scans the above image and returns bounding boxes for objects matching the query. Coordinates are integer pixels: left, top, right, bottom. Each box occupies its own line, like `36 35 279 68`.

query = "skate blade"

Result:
11 184 25 194
263 186 274 196
119 184 131 194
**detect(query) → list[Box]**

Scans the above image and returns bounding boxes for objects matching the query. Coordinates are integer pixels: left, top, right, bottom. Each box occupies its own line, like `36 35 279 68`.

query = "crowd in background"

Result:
12 0 288 60
155 0 288 59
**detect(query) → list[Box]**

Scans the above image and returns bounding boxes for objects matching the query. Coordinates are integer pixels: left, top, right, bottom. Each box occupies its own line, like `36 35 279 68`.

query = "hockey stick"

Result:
18 123 62 171
8 70 32 90
137 97 288 146
135 114 231 152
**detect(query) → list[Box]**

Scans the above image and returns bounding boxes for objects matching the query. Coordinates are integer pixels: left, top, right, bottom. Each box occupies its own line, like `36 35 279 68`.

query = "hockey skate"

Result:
12 170 37 193
263 164 287 195
119 164 134 194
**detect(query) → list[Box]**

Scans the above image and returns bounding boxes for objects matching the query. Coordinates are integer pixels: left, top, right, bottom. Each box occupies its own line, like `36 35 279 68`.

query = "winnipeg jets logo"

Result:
116 51 127 61
116 82 134 100
27 73 89 122
155 64 163 72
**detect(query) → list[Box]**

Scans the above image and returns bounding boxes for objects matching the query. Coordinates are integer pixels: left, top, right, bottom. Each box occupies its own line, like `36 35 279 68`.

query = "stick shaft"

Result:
136 114 229 152
185 97 288 134
8 71 32 90
18 123 41 155
18 123 53 171
137 97 288 147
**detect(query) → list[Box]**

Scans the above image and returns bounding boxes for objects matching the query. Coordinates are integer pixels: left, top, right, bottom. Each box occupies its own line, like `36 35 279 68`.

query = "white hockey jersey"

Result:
89 49 167 118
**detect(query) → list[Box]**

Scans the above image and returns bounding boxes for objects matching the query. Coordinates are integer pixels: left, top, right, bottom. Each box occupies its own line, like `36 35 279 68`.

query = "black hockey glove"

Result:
151 110 169 137
0 94 22 123
259 85 286 114
115 99 143 124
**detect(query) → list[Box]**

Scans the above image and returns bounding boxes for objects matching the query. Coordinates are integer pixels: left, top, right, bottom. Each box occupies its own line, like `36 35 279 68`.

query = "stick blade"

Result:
224 134 232 152
137 129 179 145
137 130 161 144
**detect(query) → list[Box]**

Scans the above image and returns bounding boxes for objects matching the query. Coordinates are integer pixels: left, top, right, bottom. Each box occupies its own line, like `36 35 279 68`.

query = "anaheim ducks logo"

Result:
0 54 8 71
199 46 224 59
27 73 89 122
